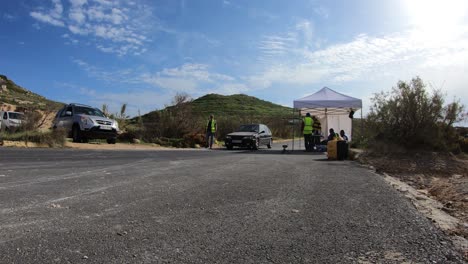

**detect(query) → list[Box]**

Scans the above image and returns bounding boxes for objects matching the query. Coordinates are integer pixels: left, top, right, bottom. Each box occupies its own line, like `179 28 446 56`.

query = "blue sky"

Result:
1 0 468 123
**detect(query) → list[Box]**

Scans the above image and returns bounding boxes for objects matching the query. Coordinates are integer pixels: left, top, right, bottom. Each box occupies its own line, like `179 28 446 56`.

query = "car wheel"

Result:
82 137 89 143
72 125 81 143
267 139 272 149
107 138 116 144
226 145 233 150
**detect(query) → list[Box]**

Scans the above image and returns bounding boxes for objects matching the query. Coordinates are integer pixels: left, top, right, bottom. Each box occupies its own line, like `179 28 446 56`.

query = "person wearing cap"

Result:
301 113 314 151
340 130 349 141
206 114 217 149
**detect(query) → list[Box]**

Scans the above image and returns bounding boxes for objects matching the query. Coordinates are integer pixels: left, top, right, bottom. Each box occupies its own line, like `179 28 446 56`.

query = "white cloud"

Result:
140 63 237 93
259 35 296 56
69 9 86 24
51 0 64 18
30 11 65 27
250 23 468 101
70 0 87 6
62 33 79 44
3 13 17 21
89 90 173 117
314 6 329 19
72 59 249 100
68 24 88 35
30 0 152 56
215 83 249 95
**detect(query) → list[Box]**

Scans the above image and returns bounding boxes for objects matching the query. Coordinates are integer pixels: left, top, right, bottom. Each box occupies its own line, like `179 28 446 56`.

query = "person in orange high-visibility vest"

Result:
206 114 217 149
301 113 314 151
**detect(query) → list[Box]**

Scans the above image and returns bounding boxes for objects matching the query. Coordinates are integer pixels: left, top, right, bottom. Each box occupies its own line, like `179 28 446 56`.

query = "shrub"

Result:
0 129 67 147
117 126 144 143
366 77 465 152
459 137 468 153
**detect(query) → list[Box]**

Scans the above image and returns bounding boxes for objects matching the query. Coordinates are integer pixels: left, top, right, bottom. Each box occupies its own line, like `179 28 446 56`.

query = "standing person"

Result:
301 113 314 151
312 115 322 146
206 114 217 149
340 130 349 141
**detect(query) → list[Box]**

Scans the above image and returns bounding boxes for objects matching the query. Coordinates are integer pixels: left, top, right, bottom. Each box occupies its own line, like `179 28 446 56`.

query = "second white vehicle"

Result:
0 111 24 131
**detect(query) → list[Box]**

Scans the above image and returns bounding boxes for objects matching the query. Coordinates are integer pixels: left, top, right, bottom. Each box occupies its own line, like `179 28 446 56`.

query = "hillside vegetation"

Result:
0 74 63 111
190 94 292 117
0 75 64 141
127 93 294 146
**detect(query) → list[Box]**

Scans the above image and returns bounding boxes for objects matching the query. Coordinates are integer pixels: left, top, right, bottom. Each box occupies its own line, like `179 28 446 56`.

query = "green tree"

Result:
367 77 464 151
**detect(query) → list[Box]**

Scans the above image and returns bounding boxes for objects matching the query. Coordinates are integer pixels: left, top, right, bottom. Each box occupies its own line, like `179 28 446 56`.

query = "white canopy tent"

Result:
292 87 362 150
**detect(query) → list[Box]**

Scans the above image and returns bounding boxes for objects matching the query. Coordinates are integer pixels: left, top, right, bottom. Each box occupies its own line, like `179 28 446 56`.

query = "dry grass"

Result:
0 129 67 147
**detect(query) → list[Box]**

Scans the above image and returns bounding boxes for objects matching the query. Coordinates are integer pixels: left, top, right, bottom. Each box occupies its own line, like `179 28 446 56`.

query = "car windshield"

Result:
75 106 105 117
8 112 24 119
237 124 259 132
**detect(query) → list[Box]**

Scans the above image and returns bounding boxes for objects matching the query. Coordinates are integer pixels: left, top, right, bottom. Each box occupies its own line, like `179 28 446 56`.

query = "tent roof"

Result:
293 87 362 115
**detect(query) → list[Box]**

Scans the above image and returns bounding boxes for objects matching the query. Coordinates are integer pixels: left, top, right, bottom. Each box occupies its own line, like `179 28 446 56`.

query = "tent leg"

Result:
298 110 301 151
292 108 295 152
360 109 363 140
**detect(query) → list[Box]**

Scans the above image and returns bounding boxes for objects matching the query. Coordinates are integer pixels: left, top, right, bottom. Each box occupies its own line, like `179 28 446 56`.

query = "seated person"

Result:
340 130 349 141
320 128 339 145
327 128 338 141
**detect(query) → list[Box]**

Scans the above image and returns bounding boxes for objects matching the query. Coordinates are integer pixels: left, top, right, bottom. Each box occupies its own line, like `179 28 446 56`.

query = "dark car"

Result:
225 124 273 150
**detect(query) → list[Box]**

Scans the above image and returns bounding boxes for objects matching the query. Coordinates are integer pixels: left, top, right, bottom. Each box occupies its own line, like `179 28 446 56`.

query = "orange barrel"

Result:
327 140 337 160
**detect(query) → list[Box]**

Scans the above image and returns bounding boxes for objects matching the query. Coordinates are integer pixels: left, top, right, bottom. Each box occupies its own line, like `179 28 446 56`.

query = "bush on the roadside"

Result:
20 110 43 131
117 126 145 143
366 77 465 152
0 128 67 147
459 137 468 154
183 133 205 148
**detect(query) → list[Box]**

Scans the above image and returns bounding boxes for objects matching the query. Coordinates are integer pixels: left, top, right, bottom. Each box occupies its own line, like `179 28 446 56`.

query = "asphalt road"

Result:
0 143 465 263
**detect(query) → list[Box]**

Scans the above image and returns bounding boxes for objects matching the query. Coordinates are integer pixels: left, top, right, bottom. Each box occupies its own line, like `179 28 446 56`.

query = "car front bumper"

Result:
81 126 118 139
225 137 257 148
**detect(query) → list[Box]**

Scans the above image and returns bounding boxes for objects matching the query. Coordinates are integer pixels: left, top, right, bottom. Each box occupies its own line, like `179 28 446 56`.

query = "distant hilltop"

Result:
141 93 292 121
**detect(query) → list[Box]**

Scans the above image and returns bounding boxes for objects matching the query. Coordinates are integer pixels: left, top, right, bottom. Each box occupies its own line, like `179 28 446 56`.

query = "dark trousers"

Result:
206 132 215 148
304 134 312 151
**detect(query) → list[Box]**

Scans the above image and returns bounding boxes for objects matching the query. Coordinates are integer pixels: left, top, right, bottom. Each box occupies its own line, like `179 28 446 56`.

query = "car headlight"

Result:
113 120 119 130
81 116 94 125
225 136 231 139
244 136 254 140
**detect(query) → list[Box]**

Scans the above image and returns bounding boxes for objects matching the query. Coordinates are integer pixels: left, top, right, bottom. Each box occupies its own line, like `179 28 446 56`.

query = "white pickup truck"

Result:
0 111 24 131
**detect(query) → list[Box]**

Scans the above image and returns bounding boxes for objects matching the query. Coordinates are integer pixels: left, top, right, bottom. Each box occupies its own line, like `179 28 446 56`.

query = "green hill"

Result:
0 74 63 111
140 93 293 125
135 93 294 141
189 94 292 117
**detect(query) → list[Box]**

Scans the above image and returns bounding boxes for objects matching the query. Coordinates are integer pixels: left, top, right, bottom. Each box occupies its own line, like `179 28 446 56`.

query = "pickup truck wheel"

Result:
267 139 272 149
72 125 81 143
107 138 116 144
226 144 233 150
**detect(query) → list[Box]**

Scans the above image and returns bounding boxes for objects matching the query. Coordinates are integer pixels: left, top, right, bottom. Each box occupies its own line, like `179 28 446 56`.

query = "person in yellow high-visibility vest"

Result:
301 113 314 151
206 114 217 149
